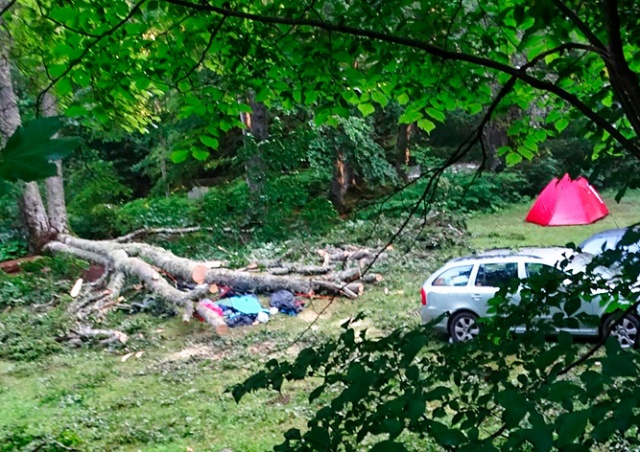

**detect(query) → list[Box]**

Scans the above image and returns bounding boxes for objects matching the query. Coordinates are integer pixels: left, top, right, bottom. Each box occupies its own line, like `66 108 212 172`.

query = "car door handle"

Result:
471 294 482 300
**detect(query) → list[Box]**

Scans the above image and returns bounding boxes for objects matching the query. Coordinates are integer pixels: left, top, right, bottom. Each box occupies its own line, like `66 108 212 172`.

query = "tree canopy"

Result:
4 0 640 170
2 0 640 450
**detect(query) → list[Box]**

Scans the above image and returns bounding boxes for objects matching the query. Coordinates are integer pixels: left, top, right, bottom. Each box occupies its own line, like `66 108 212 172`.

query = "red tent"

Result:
525 174 609 226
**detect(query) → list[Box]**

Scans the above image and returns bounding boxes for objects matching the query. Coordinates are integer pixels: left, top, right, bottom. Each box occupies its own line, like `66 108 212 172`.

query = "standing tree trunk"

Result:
480 121 507 172
481 106 521 172
395 123 415 181
0 14 19 147
0 5 51 253
330 150 353 213
240 95 268 205
19 183 51 253
41 92 68 234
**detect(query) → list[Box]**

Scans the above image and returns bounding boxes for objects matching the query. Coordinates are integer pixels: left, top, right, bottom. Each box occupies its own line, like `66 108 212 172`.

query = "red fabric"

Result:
525 174 609 226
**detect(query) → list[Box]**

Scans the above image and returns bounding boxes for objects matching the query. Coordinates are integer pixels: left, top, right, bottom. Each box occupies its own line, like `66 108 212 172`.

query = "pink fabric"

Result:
526 174 609 226
200 299 224 317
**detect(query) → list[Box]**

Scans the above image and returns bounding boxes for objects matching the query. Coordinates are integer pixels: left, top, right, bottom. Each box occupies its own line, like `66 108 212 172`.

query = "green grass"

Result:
0 252 430 451
467 189 640 250
4 191 639 450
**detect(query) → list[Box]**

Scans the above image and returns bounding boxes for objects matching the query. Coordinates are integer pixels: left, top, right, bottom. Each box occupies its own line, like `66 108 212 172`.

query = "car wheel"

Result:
603 314 640 349
449 312 480 342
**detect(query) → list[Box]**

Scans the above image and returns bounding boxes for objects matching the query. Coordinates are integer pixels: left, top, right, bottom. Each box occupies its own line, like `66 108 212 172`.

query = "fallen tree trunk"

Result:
42 232 390 337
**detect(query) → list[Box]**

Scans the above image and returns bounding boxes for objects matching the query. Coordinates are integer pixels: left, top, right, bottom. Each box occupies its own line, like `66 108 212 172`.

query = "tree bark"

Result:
0 10 52 253
0 7 19 147
330 150 353 212
395 123 415 181
19 183 51 253
240 94 268 204
41 92 68 234
481 105 521 172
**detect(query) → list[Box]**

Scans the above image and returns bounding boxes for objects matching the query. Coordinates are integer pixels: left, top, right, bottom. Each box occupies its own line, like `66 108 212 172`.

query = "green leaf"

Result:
305 427 330 449
602 354 636 377
397 93 409 105
590 418 617 443
468 103 483 115
399 110 422 124
555 117 569 133
535 345 563 369
401 335 427 365
417 118 436 133
56 78 73 96
381 418 404 439
191 148 210 161
407 396 426 422
425 107 445 122
556 409 590 448
429 420 467 447
199 135 219 149
563 296 581 317
65 105 88 117
497 389 528 427
371 91 389 108
72 70 91 88
547 381 581 403
524 427 553 452
370 441 408 452
49 7 78 23
358 102 375 117
0 117 81 182
505 152 523 165
170 150 190 163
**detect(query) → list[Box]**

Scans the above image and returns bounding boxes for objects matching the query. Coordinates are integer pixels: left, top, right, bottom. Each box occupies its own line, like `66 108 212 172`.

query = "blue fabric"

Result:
229 295 264 315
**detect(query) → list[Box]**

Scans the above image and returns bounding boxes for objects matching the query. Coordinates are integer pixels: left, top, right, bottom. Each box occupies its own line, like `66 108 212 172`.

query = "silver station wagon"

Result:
420 248 640 348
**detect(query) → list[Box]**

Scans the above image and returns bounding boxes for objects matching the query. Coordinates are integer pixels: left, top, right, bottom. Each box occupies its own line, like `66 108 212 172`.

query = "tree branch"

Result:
603 0 640 137
158 0 640 159
557 296 640 377
175 15 227 84
0 0 15 18
551 0 607 50
36 0 146 108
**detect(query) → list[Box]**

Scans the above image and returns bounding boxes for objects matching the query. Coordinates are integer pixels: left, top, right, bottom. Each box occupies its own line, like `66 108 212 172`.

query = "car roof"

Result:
448 247 573 266
581 228 627 243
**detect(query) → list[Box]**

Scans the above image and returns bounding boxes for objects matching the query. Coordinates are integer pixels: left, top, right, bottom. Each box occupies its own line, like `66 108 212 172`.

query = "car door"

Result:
427 264 477 314
524 262 598 336
470 261 520 317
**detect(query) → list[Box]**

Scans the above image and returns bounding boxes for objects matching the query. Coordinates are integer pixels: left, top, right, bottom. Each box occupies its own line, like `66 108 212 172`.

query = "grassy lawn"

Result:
3 191 639 450
467 189 640 250
0 250 429 451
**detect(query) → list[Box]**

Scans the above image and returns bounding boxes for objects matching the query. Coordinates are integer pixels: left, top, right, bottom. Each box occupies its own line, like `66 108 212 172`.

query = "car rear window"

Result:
432 265 474 287
475 263 518 287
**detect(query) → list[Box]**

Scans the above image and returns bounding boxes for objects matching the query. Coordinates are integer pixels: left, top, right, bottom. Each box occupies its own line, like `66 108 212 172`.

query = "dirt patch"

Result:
248 340 277 355
164 344 227 362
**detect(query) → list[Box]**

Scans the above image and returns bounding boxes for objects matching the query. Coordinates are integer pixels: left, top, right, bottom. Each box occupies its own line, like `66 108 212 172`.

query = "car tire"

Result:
603 313 640 349
449 312 480 342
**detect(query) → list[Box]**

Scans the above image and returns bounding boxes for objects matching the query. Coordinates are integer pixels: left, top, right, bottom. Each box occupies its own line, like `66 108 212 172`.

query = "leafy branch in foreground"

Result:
232 234 640 450
0 116 81 193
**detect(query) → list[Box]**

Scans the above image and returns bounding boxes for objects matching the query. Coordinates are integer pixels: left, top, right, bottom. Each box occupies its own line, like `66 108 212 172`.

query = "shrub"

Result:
114 196 199 235
0 308 69 361
0 425 82 451
440 170 527 212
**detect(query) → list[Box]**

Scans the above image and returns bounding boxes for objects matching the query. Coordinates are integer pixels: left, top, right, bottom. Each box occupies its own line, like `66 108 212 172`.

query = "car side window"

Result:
475 263 518 287
432 265 474 287
525 263 562 278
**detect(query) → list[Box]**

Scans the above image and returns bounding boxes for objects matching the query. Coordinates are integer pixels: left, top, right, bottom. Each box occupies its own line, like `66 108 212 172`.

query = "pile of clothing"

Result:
195 289 305 328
